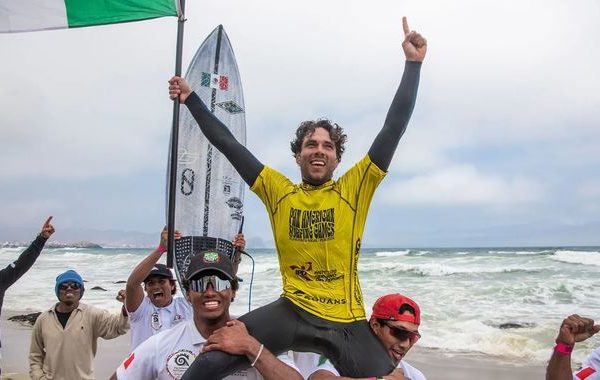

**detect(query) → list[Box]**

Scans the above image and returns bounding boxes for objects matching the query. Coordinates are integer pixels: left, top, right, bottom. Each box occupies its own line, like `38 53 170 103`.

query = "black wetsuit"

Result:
181 61 422 379
0 235 47 349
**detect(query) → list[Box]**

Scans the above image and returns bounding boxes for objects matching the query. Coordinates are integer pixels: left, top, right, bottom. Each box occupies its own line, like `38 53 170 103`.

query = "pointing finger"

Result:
44 216 53 226
402 16 410 36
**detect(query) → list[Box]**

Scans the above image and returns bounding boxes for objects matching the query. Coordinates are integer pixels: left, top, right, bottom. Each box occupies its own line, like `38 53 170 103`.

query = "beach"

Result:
2 310 548 380
1 245 598 378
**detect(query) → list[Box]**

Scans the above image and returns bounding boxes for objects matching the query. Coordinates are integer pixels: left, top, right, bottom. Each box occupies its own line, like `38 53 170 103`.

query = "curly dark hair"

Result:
290 119 347 160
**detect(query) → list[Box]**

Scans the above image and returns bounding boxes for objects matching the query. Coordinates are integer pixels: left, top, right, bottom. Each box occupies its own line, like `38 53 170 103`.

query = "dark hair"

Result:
399 303 416 316
144 278 177 295
290 119 347 160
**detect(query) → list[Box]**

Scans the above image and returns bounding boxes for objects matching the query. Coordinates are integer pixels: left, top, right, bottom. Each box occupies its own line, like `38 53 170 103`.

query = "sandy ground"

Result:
1 312 546 379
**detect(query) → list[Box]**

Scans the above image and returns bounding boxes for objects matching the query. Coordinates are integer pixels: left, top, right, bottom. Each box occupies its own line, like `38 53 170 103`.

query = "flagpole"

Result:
167 0 186 268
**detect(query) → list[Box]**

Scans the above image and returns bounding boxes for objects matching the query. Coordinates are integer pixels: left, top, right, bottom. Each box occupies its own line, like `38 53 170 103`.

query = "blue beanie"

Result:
55 270 85 299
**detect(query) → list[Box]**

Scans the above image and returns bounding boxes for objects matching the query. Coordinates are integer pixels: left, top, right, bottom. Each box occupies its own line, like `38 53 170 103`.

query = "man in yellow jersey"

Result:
169 17 427 379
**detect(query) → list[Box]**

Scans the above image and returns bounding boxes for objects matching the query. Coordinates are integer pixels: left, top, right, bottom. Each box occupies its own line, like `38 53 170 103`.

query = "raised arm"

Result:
125 227 180 312
92 306 129 340
0 216 54 290
546 314 600 380
169 77 264 186
368 17 427 171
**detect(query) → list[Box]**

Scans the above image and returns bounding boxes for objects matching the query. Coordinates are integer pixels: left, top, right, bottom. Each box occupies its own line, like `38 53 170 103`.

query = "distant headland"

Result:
1 240 103 249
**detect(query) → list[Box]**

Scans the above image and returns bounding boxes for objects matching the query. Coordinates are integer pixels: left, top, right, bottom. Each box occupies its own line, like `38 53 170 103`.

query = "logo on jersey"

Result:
353 238 363 306
166 349 196 379
151 311 162 331
314 269 344 282
293 290 347 305
290 262 313 281
288 207 335 241
289 262 344 283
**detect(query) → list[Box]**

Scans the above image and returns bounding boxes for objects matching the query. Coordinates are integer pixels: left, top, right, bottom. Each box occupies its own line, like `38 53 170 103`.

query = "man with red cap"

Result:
306 293 426 380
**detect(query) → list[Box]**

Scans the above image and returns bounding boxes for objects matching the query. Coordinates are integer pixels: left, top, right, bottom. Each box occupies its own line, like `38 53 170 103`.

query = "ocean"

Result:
2 246 599 365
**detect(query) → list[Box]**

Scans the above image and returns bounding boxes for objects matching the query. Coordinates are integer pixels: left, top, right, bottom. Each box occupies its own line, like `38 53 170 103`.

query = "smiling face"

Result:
295 127 340 185
144 275 175 308
187 275 235 323
370 312 420 366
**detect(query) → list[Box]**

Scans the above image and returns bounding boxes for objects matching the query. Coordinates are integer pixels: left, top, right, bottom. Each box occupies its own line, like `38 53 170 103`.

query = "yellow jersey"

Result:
251 155 385 322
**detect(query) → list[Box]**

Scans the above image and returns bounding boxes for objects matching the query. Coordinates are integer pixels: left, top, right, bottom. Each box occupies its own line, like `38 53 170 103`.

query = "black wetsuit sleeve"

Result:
0 235 47 291
368 61 422 171
185 92 264 186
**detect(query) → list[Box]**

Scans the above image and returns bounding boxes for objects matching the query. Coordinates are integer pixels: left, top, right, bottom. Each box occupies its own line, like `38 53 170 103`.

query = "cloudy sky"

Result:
1 0 599 247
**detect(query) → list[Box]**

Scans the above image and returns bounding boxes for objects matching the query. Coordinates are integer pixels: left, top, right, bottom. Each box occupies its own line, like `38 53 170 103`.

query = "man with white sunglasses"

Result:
113 250 302 380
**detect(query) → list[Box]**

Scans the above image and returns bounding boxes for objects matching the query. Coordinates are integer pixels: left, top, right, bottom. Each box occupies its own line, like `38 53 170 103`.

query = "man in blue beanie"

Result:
29 269 129 380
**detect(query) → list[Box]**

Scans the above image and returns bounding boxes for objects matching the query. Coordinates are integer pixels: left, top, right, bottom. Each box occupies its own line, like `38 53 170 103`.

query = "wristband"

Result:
251 344 264 367
554 342 574 355
156 245 167 254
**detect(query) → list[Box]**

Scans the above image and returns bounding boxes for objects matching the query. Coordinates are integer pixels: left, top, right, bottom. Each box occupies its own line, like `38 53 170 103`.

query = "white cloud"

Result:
381 165 545 206
0 0 599 244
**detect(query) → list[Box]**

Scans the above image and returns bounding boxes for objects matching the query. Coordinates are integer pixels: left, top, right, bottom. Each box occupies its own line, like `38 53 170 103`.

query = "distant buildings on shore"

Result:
1 241 103 249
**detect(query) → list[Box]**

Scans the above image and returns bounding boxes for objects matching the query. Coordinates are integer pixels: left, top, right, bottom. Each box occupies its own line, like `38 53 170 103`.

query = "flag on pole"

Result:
0 0 180 33
200 72 229 91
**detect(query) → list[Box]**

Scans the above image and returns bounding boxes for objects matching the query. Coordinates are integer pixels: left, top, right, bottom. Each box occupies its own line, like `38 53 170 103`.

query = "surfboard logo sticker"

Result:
226 197 243 221
216 100 244 114
177 148 200 165
202 251 220 263
180 168 195 196
201 72 229 90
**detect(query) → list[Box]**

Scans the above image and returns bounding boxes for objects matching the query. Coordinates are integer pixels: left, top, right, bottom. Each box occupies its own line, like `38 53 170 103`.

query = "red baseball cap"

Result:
371 293 421 325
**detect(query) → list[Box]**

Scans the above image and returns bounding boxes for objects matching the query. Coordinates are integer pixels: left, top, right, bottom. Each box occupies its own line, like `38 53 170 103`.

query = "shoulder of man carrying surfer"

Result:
304 293 425 380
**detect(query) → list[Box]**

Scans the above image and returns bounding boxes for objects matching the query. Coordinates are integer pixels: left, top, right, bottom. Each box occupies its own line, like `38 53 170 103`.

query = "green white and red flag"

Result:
0 0 181 33
200 72 229 91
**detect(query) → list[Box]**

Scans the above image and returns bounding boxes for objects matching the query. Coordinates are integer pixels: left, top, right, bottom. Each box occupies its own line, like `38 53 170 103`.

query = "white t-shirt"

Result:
293 352 321 379
116 319 299 380
573 346 600 380
128 296 192 349
306 355 426 380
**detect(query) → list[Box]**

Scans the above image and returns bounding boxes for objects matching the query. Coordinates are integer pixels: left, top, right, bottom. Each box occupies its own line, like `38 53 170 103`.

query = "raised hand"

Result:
116 289 126 303
232 233 246 251
402 17 427 62
556 314 600 345
159 226 182 253
203 320 255 355
40 216 55 239
168 76 192 104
